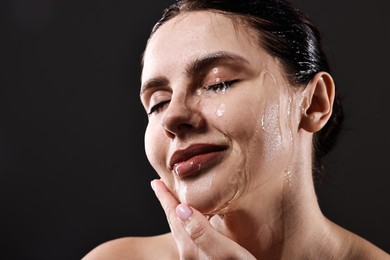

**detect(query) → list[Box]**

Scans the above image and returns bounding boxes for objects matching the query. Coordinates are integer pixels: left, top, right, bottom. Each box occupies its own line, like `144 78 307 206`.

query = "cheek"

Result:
145 122 178 197
144 124 155 168
144 122 166 175
212 78 297 182
261 100 285 162
252 74 296 165
257 94 301 176
202 88 262 136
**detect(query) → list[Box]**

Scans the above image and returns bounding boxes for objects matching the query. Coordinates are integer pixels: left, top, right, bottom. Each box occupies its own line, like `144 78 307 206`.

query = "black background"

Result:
2 0 389 259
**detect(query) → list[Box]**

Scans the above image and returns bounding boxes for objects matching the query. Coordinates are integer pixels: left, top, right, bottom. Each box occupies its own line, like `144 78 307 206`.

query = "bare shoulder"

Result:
350 234 390 259
335 222 390 259
82 233 178 260
326 220 389 259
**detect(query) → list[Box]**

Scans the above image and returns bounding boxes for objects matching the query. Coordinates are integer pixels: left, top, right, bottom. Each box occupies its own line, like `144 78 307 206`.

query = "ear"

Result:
299 72 335 133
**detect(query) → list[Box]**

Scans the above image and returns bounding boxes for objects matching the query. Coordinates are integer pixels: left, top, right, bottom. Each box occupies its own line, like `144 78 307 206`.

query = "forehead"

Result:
141 11 266 83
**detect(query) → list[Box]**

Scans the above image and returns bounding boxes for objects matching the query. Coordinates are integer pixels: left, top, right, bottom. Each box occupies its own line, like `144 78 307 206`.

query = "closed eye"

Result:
204 80 237 92
148 100 170 115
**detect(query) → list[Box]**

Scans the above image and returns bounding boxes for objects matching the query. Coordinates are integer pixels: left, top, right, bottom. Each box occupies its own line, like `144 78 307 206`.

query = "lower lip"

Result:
173 151 224 178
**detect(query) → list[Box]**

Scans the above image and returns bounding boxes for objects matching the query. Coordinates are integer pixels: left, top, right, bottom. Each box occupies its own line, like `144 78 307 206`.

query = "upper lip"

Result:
169 143 227 170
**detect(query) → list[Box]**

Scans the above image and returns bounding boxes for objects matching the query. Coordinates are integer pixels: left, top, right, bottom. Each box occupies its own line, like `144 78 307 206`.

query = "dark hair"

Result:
147 0 344 181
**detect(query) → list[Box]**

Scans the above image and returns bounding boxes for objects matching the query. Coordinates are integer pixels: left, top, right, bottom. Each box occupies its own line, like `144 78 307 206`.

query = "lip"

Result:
169 144 227 178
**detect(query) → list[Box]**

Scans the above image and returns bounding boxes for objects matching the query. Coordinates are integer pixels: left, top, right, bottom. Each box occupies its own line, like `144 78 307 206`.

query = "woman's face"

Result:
141 11 302 215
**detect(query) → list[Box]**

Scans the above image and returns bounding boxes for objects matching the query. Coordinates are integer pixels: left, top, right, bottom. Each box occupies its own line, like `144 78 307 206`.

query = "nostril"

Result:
163 128 176 140
190 111 203 129
161 108 203 139
159 95 204 139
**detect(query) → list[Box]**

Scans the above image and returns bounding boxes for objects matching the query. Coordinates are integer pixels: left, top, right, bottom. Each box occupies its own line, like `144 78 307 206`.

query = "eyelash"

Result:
148 100 170 115
204 80 237 92
148 80 237 115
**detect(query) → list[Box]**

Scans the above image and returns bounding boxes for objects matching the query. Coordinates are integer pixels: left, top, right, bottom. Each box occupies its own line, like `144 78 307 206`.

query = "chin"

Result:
175 178 240 216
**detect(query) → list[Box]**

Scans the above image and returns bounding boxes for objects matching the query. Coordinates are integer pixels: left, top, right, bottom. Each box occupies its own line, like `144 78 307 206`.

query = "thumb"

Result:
176 204 256 259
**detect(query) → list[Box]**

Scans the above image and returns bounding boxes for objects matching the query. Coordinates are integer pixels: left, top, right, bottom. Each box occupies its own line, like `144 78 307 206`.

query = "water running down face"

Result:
141 11 305 215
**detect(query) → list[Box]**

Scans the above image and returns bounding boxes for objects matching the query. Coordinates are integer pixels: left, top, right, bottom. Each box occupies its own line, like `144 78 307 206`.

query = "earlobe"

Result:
299 72 335 133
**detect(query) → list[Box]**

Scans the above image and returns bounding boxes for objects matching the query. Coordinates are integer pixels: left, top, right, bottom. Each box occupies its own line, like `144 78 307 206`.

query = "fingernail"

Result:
150 180 156 191
176 204 193 221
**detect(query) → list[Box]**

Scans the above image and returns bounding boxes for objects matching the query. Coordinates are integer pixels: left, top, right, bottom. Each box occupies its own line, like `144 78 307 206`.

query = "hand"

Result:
151 179 256 260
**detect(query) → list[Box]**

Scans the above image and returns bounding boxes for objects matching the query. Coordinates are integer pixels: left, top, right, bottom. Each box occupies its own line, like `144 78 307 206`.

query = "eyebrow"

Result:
140 76 169 96
185 51 250 78
140 51 250 95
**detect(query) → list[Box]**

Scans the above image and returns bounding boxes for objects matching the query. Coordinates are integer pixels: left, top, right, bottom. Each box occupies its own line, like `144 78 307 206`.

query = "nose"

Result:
160 95 203 139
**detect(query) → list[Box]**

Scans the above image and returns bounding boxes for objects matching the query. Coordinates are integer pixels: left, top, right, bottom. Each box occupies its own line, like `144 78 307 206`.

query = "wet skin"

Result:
82 9 389 260
140 11 303 216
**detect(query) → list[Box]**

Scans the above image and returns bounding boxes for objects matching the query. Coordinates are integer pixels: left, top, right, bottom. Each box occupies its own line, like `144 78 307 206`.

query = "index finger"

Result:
151 179 179 212
151 179 199 255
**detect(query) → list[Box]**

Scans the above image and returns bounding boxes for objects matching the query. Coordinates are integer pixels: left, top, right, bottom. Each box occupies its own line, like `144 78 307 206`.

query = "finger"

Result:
151 179 179 218
176 203 256 259
151 180 198 255
151 179 185 234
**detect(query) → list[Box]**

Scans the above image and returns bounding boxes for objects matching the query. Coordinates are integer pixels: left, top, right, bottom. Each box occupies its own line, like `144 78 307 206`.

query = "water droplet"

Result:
174 164 180 175
283 169 292 186
216 103 225 117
